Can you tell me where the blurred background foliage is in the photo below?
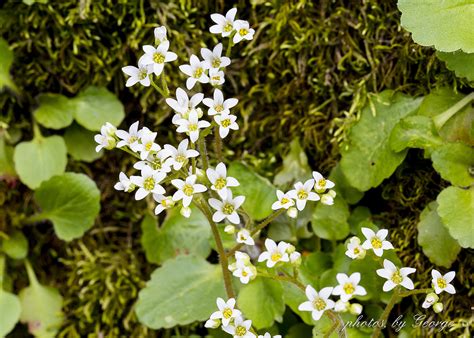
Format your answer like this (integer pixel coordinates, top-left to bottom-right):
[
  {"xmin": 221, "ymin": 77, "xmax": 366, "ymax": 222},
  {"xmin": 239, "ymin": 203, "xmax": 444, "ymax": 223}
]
[{"xmin": 0, "ymin": 0, "xmax": 472, "ymax": 336}]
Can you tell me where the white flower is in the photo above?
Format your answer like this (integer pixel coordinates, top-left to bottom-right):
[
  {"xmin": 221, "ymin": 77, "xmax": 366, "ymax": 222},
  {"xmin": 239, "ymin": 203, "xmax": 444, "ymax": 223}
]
[
  {"xmin": 204, "ymin": 318, "xmax": 220, "ymax": 329},
  {"xmin": 136, "ymin": 128, "xmax": 161, "ymax": 160},
  {"xmin": 345, "ymin": 237, "xmax": 366, "ymax": 259},
  {"xmin": 166, "ymin": 88, "xmax": 204, "ymax": 124},
  {"xmin": 298, "ymin": 285, "xmax": 335, "ymax": 321},
  {"xmin": 139, "ymin": 41, "xmax": 177, "ymax": 76},
  {"xmin": 130, "ymin": 166, "xmax": 166, "ymax": 200},
  {"xmin": 229, "ymin": 251, "xmax": 251, "ymax": 271},
  {"xmin": 287, "ymin": 207, "xmax": 298, "ymax": 219},
  {"xmin": 154, "ymin": 26, "xmax": 167, "ymax": 45},
  {"xmin": 334, "ymin": 299, "xmax": 349, "ymax": 313},
  {"xmin": 233, "ymin": 20, "xmax": 255, "ymax": 44},
  {"xmin": 290, "ymin": 251, "xmax": 302, "ymax": 265},
  {"xmin": 116, "ymin": 121, "xmax": 142, "ymax": 152},
  {"xmin": 179, "ymin": 55, "xmax": 209, "ymax": 89},
  {"xmin": 206, "ymin": 162, "xmax": 239, "ymax": 198},
  {"xmin": 164, "ymin": 139, "xmax": 200, "ymax": 170},
  {"xmin": 209, "ymin": 297, "xmax": 241, "ymax": 327},
  {"xmin": 232, "ymin": 260, "xmax": 256, "ymax": 284},
  {"xmin": 287, "ymin": 179, "xmax": 319, "ymax": 211},
  {"xmin": 209, "ymin": 190, "xmax": 245, "ymax": 224},
  {"xmin": 153, "ymin": 194, "xmax": 174, "ymax": 215},
  {"xmin": 180, "ymin": 206, "xmax": 192, "ymax": 218},
  {"xmin": 422, "ymin": 293, "xmax": 439, "ymax": 309},
  {"xmin": 114, "ymin": 172, "xmax": 134, "ymax": 192},
  {"xmin": 361, "ymin": 227, "xmax": 394, "ymax": 257},
  {"xmin": 171, "ymin": 174, "xmax": 207, "ymax": 207},
  {"xmin": 210, "ymin": 8, "xmax": 237, "ymax": 37},
  {"xmin": 332, "ymin": 272, "xmax": 367, "ymax": 302},
  {"xmin": 201, "ymin": 43, "xmax": 231, "ymax": 70},
  {"xmin": 258, "ymin": 334, "xmax": 281, "ymax": 338},
  {"xmin": 271, "ymin": 190, "xmax": 295, "ymax": 210},
  {"xmin": 94, "ymin": 122, "xmax": 117, "ymax": 152},
  {"xmin": 431, "ymin": 270, "xmax": 456, "ymax": 295},
  {"xmin": 224, "ymin": 225, "xmax": 236, "ymax": 234},
  {"xmin": 209, "ymin": 68, "xmax": 225, "ymax": 86},
  {"xmin": 175, "ymin": 109, "xmax": 211, "ymax": 143},
  {"xmin": 376, "ymin": 259, "xmax": 416, "ymax": 292},
  {"xmin": 349, "ymin": 303, "xmax": 363, "ymax": 315},
  {"xmin": 214, "ymin": 113, "xmax": 239, "ymax": 138},
  {"xmin": 202, "ymin": 89, "xmax": 238, "ymax": 116},
  {"xmin": 433, "ymin": 302, "xmax": 444, "ymax": 313},
  {"xmin": 133, "ymin": 148, "xmax": 172, "ymax": 173},
  {"xmin": 236, "ymin": 229, "xmax": 254, "ymax": 246},
  {"xmin": 258, "ymin": 239, "xmax": 290, "ymax": 268},
  {"xmin": 320, "ymin": 190, "xmax": 336, "ymax": 206},
  {"xmin": 222, "ymin": 316, "xmax": 255, "ymax": 338},
  {"xmin": 122, "ymin": 63, "xmax": 152, "ymax": 87},
  {"xmin": 312, "ymin": 171, "xmax": 335, "ymax": 193}
]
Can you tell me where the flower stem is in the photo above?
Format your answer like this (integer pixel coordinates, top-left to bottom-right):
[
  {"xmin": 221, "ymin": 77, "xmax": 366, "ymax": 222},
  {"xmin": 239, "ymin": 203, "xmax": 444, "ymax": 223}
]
[
  {"xmin": 150, "ymin": 76, "xmax": 166, "ymax": 97},
  {"xmin": 433, "ymin": 92, "xmax": 474, "ymax": 130},
  {"xmin": 326, "ymin": 310, "xmax": 347, "ymax": 338},
  {"xmin": 226, "ymin": 33, "xmax": 235, "ymax": 57},
  {"xmin": 257, "ymin": 269, "xmax": 305, "ymax": 290},
  {"xmin": 119, "ymin": 146, "xmax": 142, "ymax": 160},
  {"xmin": 214, "ymin": 126, "xmax": 223, "ymax": 162},
  {"xmin": 161, "ymin": 72, "xmax": 170, "ymax": 97},
  {"xmin": 0, "ymin": 254, "xmax": 5, "ymax": 289},
  {"xmin": 371, "ymin": 287, "xmax": 400, "ymax": 338},
  {"xmin": 197, "ymin": 137, "xmax": 210, "ymax": 172}
]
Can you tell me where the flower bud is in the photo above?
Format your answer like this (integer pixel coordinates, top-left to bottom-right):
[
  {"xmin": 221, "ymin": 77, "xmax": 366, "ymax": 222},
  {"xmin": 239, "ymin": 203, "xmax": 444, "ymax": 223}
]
[
  {"xmin": 196, "ymin": 107, "xmax": 204, "ymax": 119},
  {"xmin": 224, "ymin": 225, "xmax": 236, "ymax": 234},
  {"xmin": 334, "ymin": 300, "xmax": 349, "ymax": 313},
  {"xmin": 321, "ymin": 190, "xmax": 336, "ymax": 205},
  {"xmin": 235, "ymin": 251, "xmax": 251, "ymax": 265},
  {"xmin": 103, "ymin": 122, "xmax": 117, "ymax": 136},
  {"xmin": 125, "ymin": 183, "xmax": 136, "ymax": 193},
  {"xmin": 290, "ymin": 252, "xmax": 301, "ymax": 266},
  {"xmin": 105, "ymin": 136, "xmax": 117, "ymax": 150},
  {"xmin": 349, "ymin": 303, "xmax": 363, "ymax": 315},
  {"xmin": 422, "ymin": 293, "xmax": 439, "ymax": 309},
  {"xmin": 287, "ymin": 207, "xmax": 298, "ymax": 219},
  {"xmin": 228, "ymin": 262, "xmax": 237, "ymax": 272},
  {"xmin": 286, "ymin": 244, "xmax": 296, "ymax": 254},
  {"xmin": 180, "ymin": 206, "xmax": 192, "ymax": 218},
  {"xmin": 433, "ymin": 302, "xmax": 443, "ymax": 313},
  {"xmin": 204, "ymin": 318, "xmax": 220, "ymax": 328}
]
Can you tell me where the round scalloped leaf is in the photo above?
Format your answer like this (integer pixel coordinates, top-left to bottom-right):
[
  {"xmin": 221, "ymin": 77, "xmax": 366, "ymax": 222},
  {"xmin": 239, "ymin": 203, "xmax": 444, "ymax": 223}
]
[
  {"xmin": 33, "ymin": 94, "xmax": 75, "ymax": 130},
  {"xmin": 1, "ymin": 230, "xmax": 28, "ymax": 259},
  {"xmin": 389, "ymin": 115, "xmax": 443, "ymax": 152},
  {"xmin": 238, "ymin": 277, "xmax": 285, "ymax": 329},
  {"xmin": 73, "ymin": 86, "xmax": 124, "ymax": 131},
  {"xmin": 135, "ymin": 255, "xmax": 225, "ymax": 329},
  {"xmin": 398, "ymin": 0, "xmax": 474, "ymax": 53},
  {"xmin": 437, "ymin": 186, "xmax": 474, "ymax": 248},
  {"xmin": 274, "ymin": 138, "xmax": 312, "ymax": 185},
  {"xmin": 311, "ymin": 195, "xmax": 350, "ymax": 240},
  {"xmin": 417, "ymin": 202, "xmax": 461, "ymax": 268},
  {"xmin": 63, "ymin": 123, "xmax": 102, "ymax": 162},
  {"xmin": 431, "ymin": 142, "xmax": 474, "ymax": 187},
  {"xmin": 34, "ymin": 173, "xmax": 100, "ymax": 241},
  {"xmin": 13, "ymin": 135, "xmax": 67, "ymax": 190},
  {"xmin": 437, "ymin": 51, "xmax": 474, "ymax": 81},
  {"xmin": 0, "ymin": 38, "xmax": 16, "ymax": 91},
  {"xmin": 0, "ymin": 290, "xmax": 21, "ymax": 337}
]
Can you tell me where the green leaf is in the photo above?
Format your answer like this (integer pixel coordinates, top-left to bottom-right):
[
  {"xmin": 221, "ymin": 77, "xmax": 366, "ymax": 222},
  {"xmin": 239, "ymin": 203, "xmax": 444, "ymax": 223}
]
[
  {"xmin": 299, "ymin": 252, "xmax": 333, "ymax": 289},
  {"xmin": 398, "ymin": 0, "xmax": 474, "ymax": 53},
  {"xmin": 437, "ymin": 51, "xmax": 474, "ymax": 81},
  {"xmin": 417, "ymin": 202, "xmax": 461, "ymax": 268},
  {"xmin": 228, "ymin": 162, "xmax": 277, "ymax": 220},
  {"xmin": 19, "ymin": 262, "xmax": 63, "ymax": 338},
  {"xmin": 274, "ymin": 138, "xmax": 312, "ymax": 185},
  {"xmin": 63, "ymin": 123, "xmax": 102, "ymax": 162},
  {"xmin": 311, "ymin": 195, "xmax": 350, "ymax": 240},
  {"xmin": 73, "ymin": 86, "xmax": 124, "ymax": 131},
  {"xmin": 13, "ymin": 135, "xmax": 67, "ymax": 189},
  {"xmin": 348, "ymin": 206, "xmax": 371, "ymax": 235},
  {"xmin": 437, "ymin": 186, "xmax": 474, "ymax": 248},
  {"xmin": 328, "ymin": 164, "xmax": 364, "ymax": 205},
  {"xmin": 431, "ymin": 142, "xmax": 474, "ymax": 187},
  {"xmin": 33, "ymin": 94, "xmax": 75, "ymax": 130},
  {"xmin": 135, "ymin": 255, "xmax": 226, "ymax": 329},
  {"xmin": 0, "ymin": 137, "xmax": 15, "ymax": 176},
  {"xmin": 0, "ymin": 38, "xmax": 16, "ymax": 91},
  {"xmin": 340, "ymin": 91, "xmax": 423, "ymax": 191},
  {"xmin": 0, "ymin": 290, "xmax": 21, "ymax": 337},
  {"xmin": 281, "ymin": 281, "xmax": 313, "ymax": 325},
  {"xmin": 389, "ymin": 115, "xmax": 443, "ymax": 152},
  {"xmin": 1, "ymin": 231, "xmax": 28, "ymax": 259},
  {"xmin": 140, "ymin": 206, "xmax": 211, "ymax": 265},
  {"xmin": 238, "ymin": 277, "xmax": 285, "ymax": 329},
  {"xmin": 34, "ymin": 173, "xmax": 100, "ymax": 241}
]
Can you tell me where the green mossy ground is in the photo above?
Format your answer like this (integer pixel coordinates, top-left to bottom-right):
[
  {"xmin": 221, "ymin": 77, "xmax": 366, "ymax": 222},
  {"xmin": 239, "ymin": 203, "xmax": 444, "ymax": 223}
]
[{"xmin": 0, "ymin": 0, "xmax": 472, "ymax": 336}]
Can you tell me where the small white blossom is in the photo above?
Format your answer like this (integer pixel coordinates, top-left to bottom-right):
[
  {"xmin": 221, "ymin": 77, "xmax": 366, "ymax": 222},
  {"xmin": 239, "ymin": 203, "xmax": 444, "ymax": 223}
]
[
  {"xmin": 271, "ymin": 190, "xmax": 295, "ymax": 210},
  {"xmin": 206, "ymin": 162, "xmax": 239, "ymax": 198},
  {"xmin": 236, "ymin": 229, "xmax": 254, "ymax": 246},
  {"xmin": 180, "ymin": 206, "xmax": 192, "ymax": 218},
  {"xmin": 154, "ymin": 26, "xmax": 167, "ymax": 45},
  {"xmin": 209, "ymin": 68, "xmax": 225, "ymax": 86},
  {"xmin": 376, "ymin": 259, "xmax": 416, "ymax": 292},
  {"xmin": 258, "ymin": 239, "xmax": 290, "ymax": 268},
  {"xmin": 224, "ymin": 225, "xmax": 236, "ymax": 234},
  {"xmin": 114, "ymin": 172, "xmax": 135, "ymax": 192},
  {"xmin": 433, "ymin": 302, "xmax": 444, "ymax": 313},
  {"xmin": 312, "ymin": 171, "xmax": 335, "ymax": 193},
  {"xmin": 298, "ymin": 285, "xmax": 335, "ymax": 321},
  {"xmin": 175, "ymin": 109, "xmax": 211, "ymax": 143},
  {"xmin": 230, "ymin": 251, "xmax": 251, "ymax": 269},
  {"xmin": 204, "ymin": 318, "xmax": 220, "ymax": 329},
  {"xmin": 214, "ymin": 113, "xmax": 239, "ymax": 138},
  {"xmin": 171, "ymin": 174, "xmax": 207, "ymax": 207},
  {"xmin": 140, "ymin": 41, "xmax": 177, "ymax": 76},
  {"xmin": 287, "ymin": 179, "xmax": 319, "ymax": 211},
  {"xmin": 166, "ymin": 88, "xmax": 204, "ymax": 124},
  {"xmin": 122, "ymin": 63, "xmax": 152, "ymax": 87},
  {"xmin": 202, "ymin": 88, "xmax": 238, "ymax": 116},
  {"xmin": 361, "ymin": 227, "xmax": 394, "ymax": 257},
  {"xmin": 179, "ymin": 54, "xmax": 209, "ymax": 89},
  {"xmin": 349, "ymin": 303, "xmax": 363, "ymax": 315},
  {"xmin": 116, "ymin": 121, "xmax": 142, "ymax": 152},
  {"xmin": 222, "ymin": 316, "xmax": 255, "ymax": 338},
  {"xmin": 345, "ymin": 237, "xmax": 366, "ymax": 259},
  {"xmin": 209, "ymin": 297, "xmax": 241, "ymax": 327},
  {"xmin": 422, "ymin": 292, "xmax": 439, "ymax": 309},
  {"xmin": 332, "ymin": 272, "xmax": 367, "ymax": 302},
  {"xmin": 130, "ymin": 166, "xmax": 166, "ymax": 200},
  {"xmin": 287, "ymin": 207, "xmax": 298, "ymax": 219},
  {"xmin": 233, "ymin": 20, "xmax": 255, "ymax": 44},
  {"xmin": 431, "ymin": 270, "xmax": 456, "ymax": 295},
  {"xmin": 232, "ymin": 260, "xmax": 256, "ymax": 284},
  {"xmin": 209, "ymin": 190, "xmax": 245, "ymax": 224},
  {"xmin": 133, "ymin": 148, "xmax": 173, "ymax": 173},
  {"xmin": 210, "ymin": 8, "xmax": 237, "ymax": 37},
  {"xmin": 320, "ymin": 190, "xmax": 336, "ymax": 205},
  {"xmin": 290, "ymin": 251, "xmax": 302, "ymax": 266},
  {"xmin": 201, "ymin": 43, "xmax": 231, "ymax": 70},
  {"xmin": 334, "ymin": 299, "xmax": 350, "ymax": 313},
  {"xmin": 94, "ymin": 122, "xmax": 116, "ymax": 152},
  {"xmin": 258, "ymin": 334, "xmax": 281, "ymax": 338},
  {"xmin": 164, "ymin": 139, "xmax": 199, "ymax": 170},
  {"xmin": 135, "ymin": 128, "xmax": 161, "ymax": 160},
  {"xmin": 153, "ymin": 194, "xmax": 174, "ymax": 215}
]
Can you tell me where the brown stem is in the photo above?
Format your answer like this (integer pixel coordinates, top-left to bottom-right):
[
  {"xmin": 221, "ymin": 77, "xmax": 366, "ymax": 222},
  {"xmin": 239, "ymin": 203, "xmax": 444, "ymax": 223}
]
[
  {"xmin": 371, "ymin": 287, "xmax": 400, "ymax": 338},
  {"xmin": 214, "ymin": 126, "xmax": 223, "ymax": 162},
  {"xmin": 197, "ymin": 137, "xmax": 210, "ymax": 172}
]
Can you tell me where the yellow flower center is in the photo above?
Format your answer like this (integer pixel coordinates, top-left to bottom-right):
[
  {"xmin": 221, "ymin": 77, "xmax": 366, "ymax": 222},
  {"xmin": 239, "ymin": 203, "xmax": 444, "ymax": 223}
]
[
  {"xmin": 161, "ymin": 199, "xmax": 169, "ymax": 207},
  {"xmin": 281, "ymin": 197, "xmax": 289, "ymax": 204},
  {"xmin": 188, "ymin": 123, "xmax": 198, "ymax": 131},
  {"xmin": 353, "ymin": 247, "xmax": 360, "ymax": 255},
  {"xmin": 215, "ymin": 177, "xmax": 227, "ymax": 190},
  {"xmin": 145, "ymin": 142, "xmax": 153, "ymax": 151},
  {"xmin": 391, "ymin": 270, "xmax": 403, "ymax": 284},
  {"xmin": 153, "ymin": 52, "xmax": 165, "ymax": 64},
  {"xmin": 193, "ymin": 67, "xmax": 203, "ymax": 78},
  {"xmin": 236, "ymin": 326, "xmax": 247, "ymax": 336},
  {"xmin": 224, "ymin": 22, "xmax": 233, "ymax": 32},
  {"xmin": 151, "ymin": 160, "xmax": 162, "ymax": 170},
  {"xmin": 318, "ymin": 179, "xmax": 326, "ymax": 188},
  {"xmin": 215, "ymin": 104, "xmax": 224, "ymax": 112},
  {"xmin": 143, "ymin": 177, "xmax": 155, "ymax": 191},
  {"xmin": 343, "ymin": 283, "xmax": 355, "ymax": 295},
  {"xmin": 176, "ymin": 154, "xmax": 186, "ymax": 163},
  {"xmin": 223, "ymin": 308, "xmax": 233, "ymax": 319},
  {"xmin": 239, "ymin": 28, "xmax": 248, "ymax": 36},
  {"xmin": 223, "ymin": 203, "xmax": 234, "ymax": 215},
  {"xmin": 313, "ymin": 298, "xmax": 326, "ymax": 311},
  {"xmin": 212, "ymin": 58, "xmax": 221, "ymax": 68},
  {"xmin": 271, "ymin": 253, "xmax": 282, "ymax": 262},
  {"xmin": 129, "ymin": 136, "xmax": 138, "ymax": 143},
  {"xmin": 138, "ymin": 69, "xmax": 148, "ymax": 80},
  {"xmin": 297, "ymin": 189, "xmax": 308, "ymax": 199},
  {"xmin": 183, "ymin": 184, "xmax": 194, "ymax": 196},
  {"xmin": 371, "ymin": 237, "xmax": 382, "ymax": 249},
  {"xmin": 212, "ymin": 75, "xmax": 221, "ymax": 81},
  {"xmin": 221, "ymin": 118, "xmax": 231, "ymax": 128},
  {"xmin": 437, "ymin": 278, "xmax": 447, "ymax": 289},
  {"xmin": 242, "ymin": 270, "xmax": 248, "ymax": 277}
]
